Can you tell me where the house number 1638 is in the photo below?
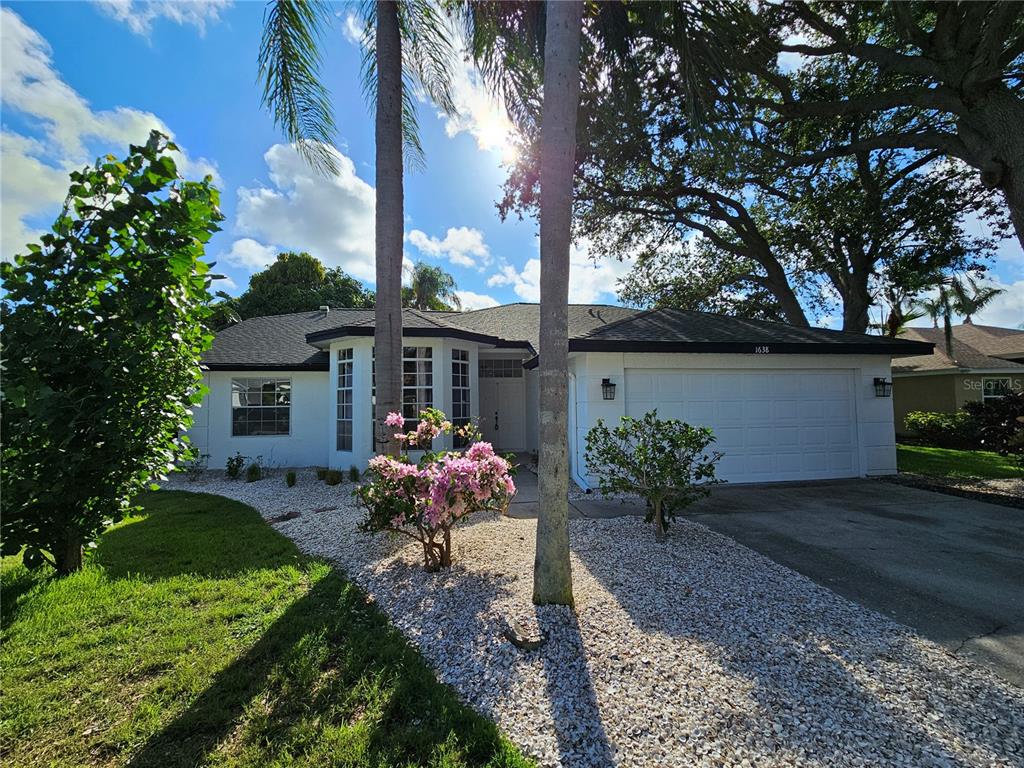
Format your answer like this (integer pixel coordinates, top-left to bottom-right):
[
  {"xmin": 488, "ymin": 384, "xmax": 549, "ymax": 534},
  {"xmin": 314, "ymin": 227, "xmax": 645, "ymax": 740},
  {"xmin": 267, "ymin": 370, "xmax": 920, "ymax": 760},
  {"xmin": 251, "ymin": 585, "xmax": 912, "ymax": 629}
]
[{"xmin": 754, "ymin": 345, "xmax": 770, "ymax": 354}]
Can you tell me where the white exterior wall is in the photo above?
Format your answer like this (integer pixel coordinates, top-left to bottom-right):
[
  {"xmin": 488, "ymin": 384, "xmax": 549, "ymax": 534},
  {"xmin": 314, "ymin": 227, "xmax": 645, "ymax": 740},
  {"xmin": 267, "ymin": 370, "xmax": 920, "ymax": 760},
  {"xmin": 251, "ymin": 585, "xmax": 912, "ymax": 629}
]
[
  {"xmin": 570, "ymin": 351, "xmax": 896, "ymax": 488},
  {"xmin": 187, "ymin": 369, "xmax": 330, "ymax": 469}
]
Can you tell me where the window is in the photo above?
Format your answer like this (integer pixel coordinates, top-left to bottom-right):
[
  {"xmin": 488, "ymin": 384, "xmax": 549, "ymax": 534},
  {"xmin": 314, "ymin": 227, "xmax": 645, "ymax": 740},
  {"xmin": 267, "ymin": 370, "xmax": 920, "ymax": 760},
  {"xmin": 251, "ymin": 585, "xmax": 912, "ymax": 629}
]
[
  {"xmin": 337, "ymin": 349, "xmax": 354, "ymax": 451},
  {"xmin": 479, "ymin": 358, "xmax": 522, "ymax": 378},
  {"xmin": 983, "ymin": 377, "xmax": 1011, "ymax": 402},
  {"xmin": 452, "ymin": 349, "xmax": 470, "ymax": 447},
  {"xmin": 371, "ymin": 346, "xmax": 434, "ymax": 449},
  {"xmin": 402, "ymin": 346, "xmax": 433, "ymax": 432},
  {"xmin": 231, "ymin": 378, "xmax": 290, "ymax": 436}
]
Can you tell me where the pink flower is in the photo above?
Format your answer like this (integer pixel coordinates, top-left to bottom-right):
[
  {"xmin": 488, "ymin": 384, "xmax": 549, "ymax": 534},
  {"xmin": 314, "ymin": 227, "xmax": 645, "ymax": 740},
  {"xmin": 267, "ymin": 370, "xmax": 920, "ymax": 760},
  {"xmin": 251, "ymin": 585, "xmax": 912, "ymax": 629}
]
[{"xmin": 385, "ymin": 412, "xmax": 405, "ymax": 428}]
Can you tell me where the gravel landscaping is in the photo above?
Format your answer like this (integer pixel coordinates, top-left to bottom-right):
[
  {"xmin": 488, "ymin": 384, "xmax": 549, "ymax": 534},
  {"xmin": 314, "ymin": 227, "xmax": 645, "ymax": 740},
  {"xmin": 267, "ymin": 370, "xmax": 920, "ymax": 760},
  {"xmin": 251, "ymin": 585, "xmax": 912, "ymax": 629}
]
[{"xmin": 165, "ymin": 469, "xmax": 1024, "ymax": 767}]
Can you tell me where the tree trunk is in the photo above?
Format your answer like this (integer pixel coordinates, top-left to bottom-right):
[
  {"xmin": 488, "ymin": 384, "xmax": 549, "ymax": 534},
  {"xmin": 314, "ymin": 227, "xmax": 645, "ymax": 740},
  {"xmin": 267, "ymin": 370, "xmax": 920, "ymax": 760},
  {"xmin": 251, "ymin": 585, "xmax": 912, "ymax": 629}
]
[
  {"xmin": 532, "ymin": 0, "xmax": 582, "ymax": 607},
  {"xmin": 653, "ymin": 499, "xmax": 666, "ymax": 542},
  {"xmin": 841, "ymin": 278, "xmax": 872, "ymax": 334},
  {"xmin": 374, "ymin": 0, "xmax": 404, "ymax": 457},
  {"xmin": 55, "ymin": 532, "xmax": 83, "ymax": 575},
  {"xmin": 958, "ymin": 85, "xmax": 1024, "ymax": 252}
]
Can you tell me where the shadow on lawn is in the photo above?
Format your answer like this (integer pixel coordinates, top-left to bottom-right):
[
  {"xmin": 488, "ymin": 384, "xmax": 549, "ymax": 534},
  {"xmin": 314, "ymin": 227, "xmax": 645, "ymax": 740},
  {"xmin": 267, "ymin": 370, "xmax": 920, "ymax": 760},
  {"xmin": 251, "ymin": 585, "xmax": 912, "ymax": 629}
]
[
  {"xmin": 127, "ymin": 568, "xmax": 520, "ymax": 768},
  {"xmin": 96, "ymin": 491, "xmax": 305, "ymax": 580}
]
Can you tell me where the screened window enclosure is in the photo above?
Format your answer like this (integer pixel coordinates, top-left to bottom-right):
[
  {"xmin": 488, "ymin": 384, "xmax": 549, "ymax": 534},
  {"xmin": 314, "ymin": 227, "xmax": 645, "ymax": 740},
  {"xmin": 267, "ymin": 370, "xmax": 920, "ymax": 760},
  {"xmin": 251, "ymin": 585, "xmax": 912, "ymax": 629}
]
[
  {"xmin": 231, "ymin": 378, "xmax": 291, "ymax": 436},
  {"xmin": 983, "ymin": 377, "xmax": 1012, "ymax": 402},
  {"xmin": 337, "ymin": 348, "xmax": 354, "ymax": 451},
  {"xmin": 452, "ymin": 348, "xmax": 470, "ymax": 447}
]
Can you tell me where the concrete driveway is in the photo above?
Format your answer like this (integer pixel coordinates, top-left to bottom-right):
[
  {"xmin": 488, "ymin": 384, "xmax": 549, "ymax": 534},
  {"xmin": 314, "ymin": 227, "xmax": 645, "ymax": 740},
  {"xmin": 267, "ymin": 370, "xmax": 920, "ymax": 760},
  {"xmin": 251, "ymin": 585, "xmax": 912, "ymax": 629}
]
[{"xmin": 683, "ymin": 479, "xmax": 1024, "ymax": 687}]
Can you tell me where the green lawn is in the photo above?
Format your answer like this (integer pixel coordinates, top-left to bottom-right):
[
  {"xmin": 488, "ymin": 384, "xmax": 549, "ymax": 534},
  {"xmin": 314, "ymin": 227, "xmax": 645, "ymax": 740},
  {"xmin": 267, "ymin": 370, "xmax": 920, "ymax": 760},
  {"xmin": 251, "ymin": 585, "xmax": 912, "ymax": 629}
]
[
  {"xmin": 0, "ymin": 491, "xmax": 531, "ymax": 768},
  {"xmin": 897, "ymin": 444, "xmax": 1023, "ymax": 480}
]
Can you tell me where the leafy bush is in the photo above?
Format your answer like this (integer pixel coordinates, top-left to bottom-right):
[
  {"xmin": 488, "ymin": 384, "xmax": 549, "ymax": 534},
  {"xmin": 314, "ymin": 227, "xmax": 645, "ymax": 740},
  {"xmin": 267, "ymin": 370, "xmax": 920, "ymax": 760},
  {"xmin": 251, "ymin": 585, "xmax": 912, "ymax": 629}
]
[
  {"xmin": 584, "ymin": 411, "xmax": 723, "ymax": 541},
  {"xmin": 356, "ymin": 409, "xmax": 515, "ymax": 571},
  {"xmin": 324, "ymin": 470, "xmax": 343, "ymax": 486},
  {"xmin": 244, "ymin": 459, "xmax": 263, "ymax": 483},
  {"xmin": 226, "ymin": 452, "xmax": 246, "ymax": 480},
  {"xmin": 181, "ymin": 452, "xmax": 210, "ymax": 482},
  {"xmin": 903, "ymin": 410, "xmax": 978, "ymax": 448},
  {"xmin": 0, "ymin": 131, "xmax": 222, "ymax": 574},
  {"xmin": 315, "ymin": 467, "xmax": 328, "ymax": 480},
  {"xmin": 349, "ymin": 466, "xmax": 361, "ymax": 483},
  {"xmin": 963, "ymin": 390, "xmax": 1024, "ymax": 454},
  {"xmin": 286, "ymin": 470, "xmax": 297, "ymax": 487}
]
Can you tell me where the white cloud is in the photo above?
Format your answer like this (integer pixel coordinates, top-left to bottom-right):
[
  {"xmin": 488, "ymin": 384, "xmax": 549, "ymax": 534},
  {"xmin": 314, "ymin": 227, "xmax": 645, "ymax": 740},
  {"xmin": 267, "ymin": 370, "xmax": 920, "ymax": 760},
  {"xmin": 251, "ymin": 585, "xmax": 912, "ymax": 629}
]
[
  {"xmin": 441, "ymin": 59, "xmax": 517, "ymax": 161},
  {"xmin": 407, "ymin": 226, "xmax": 490, "ymax": 269},
  {"xmin": 0, "ymin": 8, "xmax": 219, "ymax": 258},
  {"xmin": 487, "ymin": 239, "xmax": 635, "ymax": 304},
  {"xmin": 234, "ymin": 143, "xmax": 377, "ymax": 281},
  {"xmin": 211, "ymin": 273, "xmax": 237, "ymax": 290},
  {"xmin": 341, "ymin": 11, "xmax": 368, "ymax": 47},
  {"xmin": 971, "ymin": 278, "xmax": 1024, "ymax": 328},
  {"xmin": 455, "ymin": 290, "xmax": 499, "ymax": 311},
  {"xmin": 93, "ymin": 0, "xmax": 231, "ymax": 36},
  {"xmin": 216, "ymin": 238, "xmax": 278, "ymax": 271}
]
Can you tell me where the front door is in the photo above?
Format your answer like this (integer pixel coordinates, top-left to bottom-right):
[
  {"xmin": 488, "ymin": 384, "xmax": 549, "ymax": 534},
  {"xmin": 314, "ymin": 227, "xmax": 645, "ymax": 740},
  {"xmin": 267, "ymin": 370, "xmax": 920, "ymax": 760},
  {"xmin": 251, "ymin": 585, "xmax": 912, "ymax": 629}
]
[{"xmin": 478, "ymin": 375, "xmax": 526, "ymax": 451}]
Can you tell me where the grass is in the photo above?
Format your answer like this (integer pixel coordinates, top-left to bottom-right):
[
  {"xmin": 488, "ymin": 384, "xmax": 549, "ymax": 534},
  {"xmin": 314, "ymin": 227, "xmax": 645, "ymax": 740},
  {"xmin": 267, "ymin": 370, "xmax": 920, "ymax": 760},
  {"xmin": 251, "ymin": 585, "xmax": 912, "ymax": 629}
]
[
  {"xmin": 0, "ymin": 491, "xmax": 531, "ymax": 768},
  {"xmin": 897, "ymin": 444, "xmax": 1023, "ymax": 480}
]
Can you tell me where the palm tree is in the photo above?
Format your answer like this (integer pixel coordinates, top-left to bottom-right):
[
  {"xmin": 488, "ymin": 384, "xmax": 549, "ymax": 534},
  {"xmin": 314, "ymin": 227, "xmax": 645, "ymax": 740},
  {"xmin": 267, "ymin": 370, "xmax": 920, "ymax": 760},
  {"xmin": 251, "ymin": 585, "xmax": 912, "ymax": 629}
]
[
  {"xmin": 259, "ymin": 0, "xmax": 457, "ymax": 456},
  {"xmin": 915, "ymin": 294, "xmax": 945, "ymax": 328},
  {"xmin": 950, "ymin": 274, "xmax": 1004, "ymax": 324},
  {"xmin": 403, "ymin": 262, "xmax": 462, "ymax": 310},
  {"xmin": 531, "ymin": 0, "xmax": 583, "ymax": 607}
]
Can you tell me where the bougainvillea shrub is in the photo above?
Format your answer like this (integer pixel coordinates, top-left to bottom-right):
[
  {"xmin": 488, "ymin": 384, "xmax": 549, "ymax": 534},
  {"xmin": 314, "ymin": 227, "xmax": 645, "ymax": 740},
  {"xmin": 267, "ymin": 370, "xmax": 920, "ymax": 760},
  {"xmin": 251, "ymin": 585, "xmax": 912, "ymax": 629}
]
[{"xmin": 356, "ymin": 409, "xmax": 516, "ymax": 570}]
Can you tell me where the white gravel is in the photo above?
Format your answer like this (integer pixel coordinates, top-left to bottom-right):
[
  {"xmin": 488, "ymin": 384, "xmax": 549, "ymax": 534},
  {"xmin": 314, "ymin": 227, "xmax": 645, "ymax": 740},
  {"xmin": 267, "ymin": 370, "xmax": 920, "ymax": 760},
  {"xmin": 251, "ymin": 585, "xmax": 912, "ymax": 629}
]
[{"xmin": 165, "ymin": 469, "xmax": 1024, "ymax": 767}]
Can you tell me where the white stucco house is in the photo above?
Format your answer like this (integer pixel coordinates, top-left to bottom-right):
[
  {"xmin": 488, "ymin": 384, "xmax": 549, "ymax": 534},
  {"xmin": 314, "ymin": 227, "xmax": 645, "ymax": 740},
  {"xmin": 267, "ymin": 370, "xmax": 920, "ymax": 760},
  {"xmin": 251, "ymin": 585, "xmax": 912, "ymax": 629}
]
[{"xmin": 186, "ymin": 303, "xmax": 932, "ymax": 488}]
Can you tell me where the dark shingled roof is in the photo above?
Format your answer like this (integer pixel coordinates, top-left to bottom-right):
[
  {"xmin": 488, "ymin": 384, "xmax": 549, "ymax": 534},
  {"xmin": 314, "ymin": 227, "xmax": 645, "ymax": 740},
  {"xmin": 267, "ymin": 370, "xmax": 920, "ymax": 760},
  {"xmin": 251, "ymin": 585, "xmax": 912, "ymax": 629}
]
[
  {"xmin": 894, "ymin": 325, "xmax": 1024, "ymax": 374},
  {"xmin": 202, "ymin": 303, "xmax": 931, "ymax": 370}
]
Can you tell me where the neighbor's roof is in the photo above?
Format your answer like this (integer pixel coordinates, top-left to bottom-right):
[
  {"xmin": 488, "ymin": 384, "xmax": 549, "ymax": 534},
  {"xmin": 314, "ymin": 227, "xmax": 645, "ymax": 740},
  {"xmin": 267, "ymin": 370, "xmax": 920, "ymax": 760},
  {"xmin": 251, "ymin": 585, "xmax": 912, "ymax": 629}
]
[
  {"xmin": 894, "ymin": 324, "xmax": 1024, "ymax": 374},
  {"xmin": 201, "ymin": 303, "xmax": 931, "ymax": 371}
]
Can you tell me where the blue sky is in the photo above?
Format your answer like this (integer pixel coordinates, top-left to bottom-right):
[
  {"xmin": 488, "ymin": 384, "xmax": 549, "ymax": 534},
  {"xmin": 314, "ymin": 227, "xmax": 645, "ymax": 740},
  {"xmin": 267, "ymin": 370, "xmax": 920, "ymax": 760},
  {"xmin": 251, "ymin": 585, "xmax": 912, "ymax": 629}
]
[{"xmin": 1, "ymin": 1, "xmax": 1021, "ymax": 324}]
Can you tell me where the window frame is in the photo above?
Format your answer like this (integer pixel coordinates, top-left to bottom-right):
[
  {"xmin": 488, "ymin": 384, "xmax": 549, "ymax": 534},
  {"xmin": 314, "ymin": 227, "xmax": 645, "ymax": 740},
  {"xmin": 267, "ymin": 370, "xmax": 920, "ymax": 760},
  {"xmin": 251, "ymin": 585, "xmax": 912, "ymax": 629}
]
[
  {"xmin": 336, "ymin": 348, "xmax": 354, "ymax": 451},
  {"xmin": 479, "ymin": 357, "xmax": 523, "ymax": 378},
  {"xmin": 982, "ymin": 377, "xmax": 1012, "ymax": 402},
  {"xmin": 230, "ymin": 377, "xmax": 292, "ymax": 437},
  {"xmin": 451, "ymin": 348, "xmax": 471, "ymax": 448}
]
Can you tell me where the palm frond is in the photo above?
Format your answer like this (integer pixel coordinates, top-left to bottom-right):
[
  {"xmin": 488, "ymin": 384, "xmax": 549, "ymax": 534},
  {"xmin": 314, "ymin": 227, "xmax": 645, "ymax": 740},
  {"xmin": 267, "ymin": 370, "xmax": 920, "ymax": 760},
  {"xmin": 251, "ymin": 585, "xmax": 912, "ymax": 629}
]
[{"xmin": 259, "ymin": 0, "xmax": 339, "ymax": 175}]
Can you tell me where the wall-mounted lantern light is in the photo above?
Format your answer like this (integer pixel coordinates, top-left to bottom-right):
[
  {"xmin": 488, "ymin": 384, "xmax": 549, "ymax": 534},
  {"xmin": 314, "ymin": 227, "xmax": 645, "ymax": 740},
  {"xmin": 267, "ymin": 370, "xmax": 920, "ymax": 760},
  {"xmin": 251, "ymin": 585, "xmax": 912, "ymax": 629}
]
[
  {"xmin": 601, "ymin": 378, "xmax": 617, "ymax": 400},
  {"xmin": 873, "ymin": 377, "xmax": 893, "ymax": 397}
]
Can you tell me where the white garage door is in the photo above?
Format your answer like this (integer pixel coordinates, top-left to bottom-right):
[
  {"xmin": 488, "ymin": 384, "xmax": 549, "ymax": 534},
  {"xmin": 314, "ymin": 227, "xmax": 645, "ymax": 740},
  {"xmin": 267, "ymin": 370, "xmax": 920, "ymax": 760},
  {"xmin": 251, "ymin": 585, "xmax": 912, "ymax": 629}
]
[{"xmin": 624, "ymin": 369, "xmax": 859, "ymax": 483}]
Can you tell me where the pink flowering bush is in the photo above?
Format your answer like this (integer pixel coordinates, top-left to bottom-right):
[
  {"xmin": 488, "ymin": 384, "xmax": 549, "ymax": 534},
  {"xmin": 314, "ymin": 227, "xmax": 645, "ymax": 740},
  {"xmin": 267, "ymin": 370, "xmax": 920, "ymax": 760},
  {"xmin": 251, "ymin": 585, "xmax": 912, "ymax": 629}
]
[{"xmin": 357, "ymin": 408, "xmax": 516, "ymax": 571}]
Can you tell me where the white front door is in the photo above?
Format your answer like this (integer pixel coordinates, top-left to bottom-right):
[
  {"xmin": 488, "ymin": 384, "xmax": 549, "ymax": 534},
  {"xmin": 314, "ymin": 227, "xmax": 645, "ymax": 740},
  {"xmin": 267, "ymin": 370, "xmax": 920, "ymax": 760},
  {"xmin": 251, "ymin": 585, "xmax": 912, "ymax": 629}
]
[
  {"xmin": 478, "ymin": 376, "xmax": 527, "ymax": 451},
  {"xmin": 624, "ymin": 368, "xmax": 859, "ymax": 483}
]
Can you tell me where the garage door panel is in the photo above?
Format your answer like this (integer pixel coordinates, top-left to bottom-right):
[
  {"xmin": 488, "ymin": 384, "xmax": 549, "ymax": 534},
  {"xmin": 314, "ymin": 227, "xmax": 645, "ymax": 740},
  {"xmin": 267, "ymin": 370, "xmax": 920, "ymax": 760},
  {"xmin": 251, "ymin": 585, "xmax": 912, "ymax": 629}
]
[{"xmin": 624, "ymin": 368, "xmax": 859, "ymax": 484}]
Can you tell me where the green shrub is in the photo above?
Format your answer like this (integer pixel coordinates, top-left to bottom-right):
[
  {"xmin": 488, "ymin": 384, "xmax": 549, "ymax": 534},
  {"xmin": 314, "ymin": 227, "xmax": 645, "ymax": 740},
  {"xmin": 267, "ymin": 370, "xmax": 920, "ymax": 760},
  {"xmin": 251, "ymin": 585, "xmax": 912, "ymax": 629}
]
[
  {"xmin": 584, "ymin": 410, "xmax": 722, "ymax": 541},
  {"xmin": 324, "ymin": 470, "xmax": 343, "ymax": 486},
  {"xmin": 315, "ymin": 467, "xmax": 328, "ymax": 480},
  {"xmin": 0, "ymin": 131, "xmax": 223, "ymax": 574},
  {"xmin": 348, "ymin": 466, "xmax": 360, "ymax": 483},
  {"xmin": 244, "ymin": 460, "xmax": 263, "ymax": 483},
  {"xmin": 181, "ymin": 452, "xmax": 209, "ymax": 482},
  {"xmin": 226, "ymin": 452, "xmax": 246, "ymax": 479},
  {"xmin": 904, "ymin": 410, "xmax": 978, "ymax": 448},
  {"xmin": 286, "ymin": 470, "xmax": 297, "ymax": 487},
  {"xmin": 963, "ymin": 390, "xmax": 1024, "ymax": 454}
]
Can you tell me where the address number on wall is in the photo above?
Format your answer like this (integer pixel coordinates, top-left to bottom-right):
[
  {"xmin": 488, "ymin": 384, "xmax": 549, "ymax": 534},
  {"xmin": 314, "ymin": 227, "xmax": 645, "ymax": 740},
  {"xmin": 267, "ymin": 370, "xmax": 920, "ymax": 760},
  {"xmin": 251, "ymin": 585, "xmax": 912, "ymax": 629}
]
[{"xmin": 753, "ymin": 345, "xmax": 771, "ymax": 354}]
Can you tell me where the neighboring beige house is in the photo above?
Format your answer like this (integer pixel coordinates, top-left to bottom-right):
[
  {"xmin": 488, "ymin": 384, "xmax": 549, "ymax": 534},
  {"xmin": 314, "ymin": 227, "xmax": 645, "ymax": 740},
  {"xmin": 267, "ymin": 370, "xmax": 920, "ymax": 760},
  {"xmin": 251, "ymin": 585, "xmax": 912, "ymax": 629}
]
[{"xmin": 893, "ymin": 323, "xmax": 1024, "ymax": 435}]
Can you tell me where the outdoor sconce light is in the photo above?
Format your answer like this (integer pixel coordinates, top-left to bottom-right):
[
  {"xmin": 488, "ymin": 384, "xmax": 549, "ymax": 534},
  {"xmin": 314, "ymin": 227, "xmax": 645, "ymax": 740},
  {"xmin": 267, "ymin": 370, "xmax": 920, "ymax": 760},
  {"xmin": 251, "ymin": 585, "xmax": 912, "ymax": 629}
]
[
  {"xmin": 873, "ymin": 377, "xmax": 893, "ymax": 397},
  {"xmin": 601, "ymin": 378, "xmax": 617, "ymax": 400}
]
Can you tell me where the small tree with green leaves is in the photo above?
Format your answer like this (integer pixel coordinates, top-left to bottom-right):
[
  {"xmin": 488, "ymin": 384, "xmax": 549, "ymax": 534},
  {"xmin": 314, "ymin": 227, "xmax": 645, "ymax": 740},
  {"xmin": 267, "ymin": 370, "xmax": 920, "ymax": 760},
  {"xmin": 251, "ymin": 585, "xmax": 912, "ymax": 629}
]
[
  {"xmin": 0, "ymin": 131, "xmax": 223, "ymax": 574},
  {"xmin": 585, "ymin": 411, "xmax": 723, "ymax": 542}
]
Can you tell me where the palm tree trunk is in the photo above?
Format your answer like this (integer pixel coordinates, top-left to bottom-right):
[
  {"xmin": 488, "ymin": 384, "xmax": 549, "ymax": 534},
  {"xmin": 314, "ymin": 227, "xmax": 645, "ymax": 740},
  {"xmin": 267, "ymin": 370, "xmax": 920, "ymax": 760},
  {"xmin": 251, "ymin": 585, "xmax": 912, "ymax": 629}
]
[
  {"xmin": 375, "ymin": 0, "xmax": 404, "ymax": 457},
  {"xmin": 533, "ymin": 0, "xmax": 582, "ymax": 607}
]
